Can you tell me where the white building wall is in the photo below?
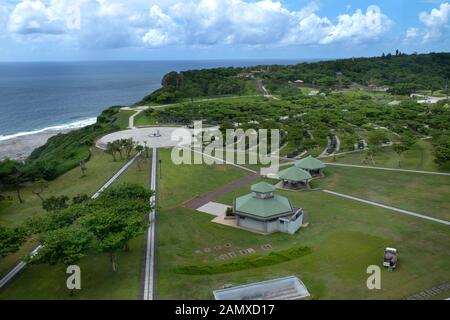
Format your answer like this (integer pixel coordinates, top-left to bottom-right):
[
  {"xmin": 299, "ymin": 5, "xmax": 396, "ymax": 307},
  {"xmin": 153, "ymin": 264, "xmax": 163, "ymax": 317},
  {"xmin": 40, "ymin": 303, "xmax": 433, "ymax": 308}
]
[
  {"xmin": 238, "ymin": 216, "xmax": 267, "ymax": 233},
  {"xmin": 237, "ymin": 210, "xmax": 305, "ymax": 234}
]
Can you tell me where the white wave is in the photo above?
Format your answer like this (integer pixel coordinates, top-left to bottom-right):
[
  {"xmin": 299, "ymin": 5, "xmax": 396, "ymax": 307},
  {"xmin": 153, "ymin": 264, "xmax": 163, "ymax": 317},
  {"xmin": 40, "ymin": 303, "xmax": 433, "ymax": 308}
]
[{"xmin": 0, "ymin": 117, "xmax": 97, "ymax": 142}]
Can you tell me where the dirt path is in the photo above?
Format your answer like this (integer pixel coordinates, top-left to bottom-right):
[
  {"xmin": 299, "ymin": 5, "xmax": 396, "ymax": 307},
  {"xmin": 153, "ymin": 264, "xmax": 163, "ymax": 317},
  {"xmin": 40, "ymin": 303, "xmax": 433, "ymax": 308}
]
[{"xmin": 184, "ymin": 172, "xmax": 260, "ymax": 210}]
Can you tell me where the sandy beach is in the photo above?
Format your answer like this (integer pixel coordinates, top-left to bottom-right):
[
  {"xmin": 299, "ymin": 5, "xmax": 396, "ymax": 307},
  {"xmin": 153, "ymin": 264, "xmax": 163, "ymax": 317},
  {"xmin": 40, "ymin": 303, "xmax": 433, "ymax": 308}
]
[{"xmin": 0, "ymin": 128, "xmax": 75, "ymax": 162}]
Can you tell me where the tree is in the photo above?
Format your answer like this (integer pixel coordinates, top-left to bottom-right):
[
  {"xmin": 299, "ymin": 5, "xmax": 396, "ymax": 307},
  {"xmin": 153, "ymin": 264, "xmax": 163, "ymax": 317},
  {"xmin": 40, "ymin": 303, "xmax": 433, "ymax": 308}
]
[
  {"xmin": 42, "ymin": 195, "xmax": 70, "ymax": 212},
  {"xmin": 367, "ymin": 130, "xmax": 390, "ymax": 163},
  {"xmin": 79, "ymin": 184, "xmax": 152, "ymax": 271},
  {"xmin": 121, "ymin": 138, "xmax": 134, "ymax": 159},
  {"xmin": 0, "ymin": 160, "xmax": 30, "ymax": 203},
  {"xmin": 31, "ymin": 226, "xmax": 92, "ymax": 266},
  {"xmin": 31, "ymin": 179, "xmax": 48, "ymax": 201},
  {"xmin": 106, "ymin": 142, "xmax": 118, "ymax": 161},
  {"xmin": 79, "ymin": 160, "xmax": 87, "ymax": 177},
  {"xmin": 393, "ymin": 143, "xmax": 409, "ymax": 168},
  {"xmin": 72, "ymin": 194, "xmax": 89, "ymax": 205},
  {"xmin": 135, "ymin": 145, "xmax": 144, "ymax": 171},
  {"xmin": 0, "ymin": 226, "xmax": 27, "ymax": 257},
  {"xmin": 434, "ymin": 135, "xmax": 450, "ymax": 168}
]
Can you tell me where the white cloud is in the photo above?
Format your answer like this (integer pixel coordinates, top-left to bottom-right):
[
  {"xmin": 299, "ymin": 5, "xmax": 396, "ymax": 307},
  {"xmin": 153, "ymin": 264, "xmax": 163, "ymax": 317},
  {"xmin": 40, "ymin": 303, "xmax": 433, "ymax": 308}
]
[
  {"xmin": 405, "ymin": 27, "xmax": 419, "ymax": 40},
  {"xmin": 406, "ymin": 2, "xmax": 450, "ymax": 42},
  {"xmin": 420, "ymin": 2, "xmax": 450, "ymax": 41},
  {"xmin": 8, "ymin": 0, "xmax": 68, "ymax": 34},
  {"xmin": 320, "ymin": 5, "xmax": 394, "ymax": 44},
  {"xmin": 142, "ymin": 1, "xmax": 393, "ymax": 47},
  {"xmin": 2, "ymin": 0, "xmax": 394, "ymax": 49}
]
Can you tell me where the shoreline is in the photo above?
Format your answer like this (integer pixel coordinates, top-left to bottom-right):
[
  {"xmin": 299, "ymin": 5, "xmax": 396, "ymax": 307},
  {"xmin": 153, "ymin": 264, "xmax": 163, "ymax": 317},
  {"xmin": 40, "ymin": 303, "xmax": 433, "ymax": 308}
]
[{"xmin": 0, "ymin": 117, "xmax": 97, "ymax": 161}]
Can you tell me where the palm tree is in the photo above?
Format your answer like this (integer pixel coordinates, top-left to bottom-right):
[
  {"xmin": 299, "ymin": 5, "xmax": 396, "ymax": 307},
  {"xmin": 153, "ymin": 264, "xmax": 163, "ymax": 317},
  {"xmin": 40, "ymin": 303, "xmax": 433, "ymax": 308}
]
[
  {"xmin": 135, "ymin": 145, "xmax": 144, "ymax": 171},
  {"xmin": 106, "ymin": 142, "xmax": 117, "ymax": 161}
]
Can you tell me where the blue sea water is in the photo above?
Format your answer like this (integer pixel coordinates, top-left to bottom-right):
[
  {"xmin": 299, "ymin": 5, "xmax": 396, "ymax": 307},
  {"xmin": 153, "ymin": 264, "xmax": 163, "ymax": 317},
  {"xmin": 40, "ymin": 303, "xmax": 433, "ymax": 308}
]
[{"xmin": 0, "ymin": 60, "xmax": 301, "ymax": 140}]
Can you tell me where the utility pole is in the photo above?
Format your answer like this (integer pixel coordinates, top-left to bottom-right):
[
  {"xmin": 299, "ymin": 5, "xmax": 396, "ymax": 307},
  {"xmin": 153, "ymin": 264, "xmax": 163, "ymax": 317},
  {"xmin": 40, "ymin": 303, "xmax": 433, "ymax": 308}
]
[{"xmin": 159, "ymin": 159, "xmax": 162, "ymax": 180}]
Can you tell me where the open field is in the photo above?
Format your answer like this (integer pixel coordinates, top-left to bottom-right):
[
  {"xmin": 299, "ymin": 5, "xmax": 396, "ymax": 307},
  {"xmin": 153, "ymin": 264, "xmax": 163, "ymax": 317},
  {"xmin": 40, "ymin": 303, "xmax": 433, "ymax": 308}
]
[
  {"xmin": 0, "ymin": 148, "xmax": 129, "ymax": 228},
  {"xmin": 325, "ymin": 140, "xmax": 441, "ymax": 172},
  {"xmin": 0, "ymin": 152, "xmax": 151, "ymax": 299},
  {"xmin": 155, "ymin": 154, "xmax": 450, "ymax": 300},
  {"xmin": 157, "ymin": 148, "xmax": 248, "ymax": 209},
  {"xmin": 315, "ymin": 166, "xmax": 450, "ymax": 221}
]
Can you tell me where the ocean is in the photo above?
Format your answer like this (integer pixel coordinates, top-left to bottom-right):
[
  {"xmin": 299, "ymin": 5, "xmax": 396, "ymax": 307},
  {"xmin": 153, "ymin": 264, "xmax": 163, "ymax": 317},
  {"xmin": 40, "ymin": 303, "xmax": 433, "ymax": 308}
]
[{"xmin": 0, "ymin": 60, "xmax": 300, "ymax": 160}]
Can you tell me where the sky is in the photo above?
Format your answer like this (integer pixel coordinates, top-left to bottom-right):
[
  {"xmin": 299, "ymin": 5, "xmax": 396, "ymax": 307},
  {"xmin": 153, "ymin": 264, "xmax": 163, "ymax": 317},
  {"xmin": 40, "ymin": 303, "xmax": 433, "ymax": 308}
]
[{"xmin": 0, "ymin": 0, "xmax": 449, "ymax": 61}]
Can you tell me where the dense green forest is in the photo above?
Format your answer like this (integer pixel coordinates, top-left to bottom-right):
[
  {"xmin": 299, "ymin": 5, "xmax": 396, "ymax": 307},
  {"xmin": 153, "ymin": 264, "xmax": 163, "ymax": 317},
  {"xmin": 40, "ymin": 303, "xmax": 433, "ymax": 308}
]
[
  {"xmin": 139, "ymin": 52, "xmax": 450, "ymax": 105},
  {"xmin": 261, "ymin": 52, "xmax": 450, "ymax": 94},
  {"xmin": 1, "ymin": 52, "xmax": 449, "ymax": 194},
  {"xmin": 138, "ymin": 68, "xmax": 257, "ymax": 104},
  {"xmin": 147, "ymin": 93, "xmax": 448, "ymax": 146}
]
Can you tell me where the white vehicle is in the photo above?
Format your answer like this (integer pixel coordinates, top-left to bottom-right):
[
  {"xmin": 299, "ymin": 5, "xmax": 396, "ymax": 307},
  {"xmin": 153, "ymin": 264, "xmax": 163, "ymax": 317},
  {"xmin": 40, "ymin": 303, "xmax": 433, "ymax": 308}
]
[{"xmin": 383, "ymin": 247, "xmax": 398, "ymax": 269}]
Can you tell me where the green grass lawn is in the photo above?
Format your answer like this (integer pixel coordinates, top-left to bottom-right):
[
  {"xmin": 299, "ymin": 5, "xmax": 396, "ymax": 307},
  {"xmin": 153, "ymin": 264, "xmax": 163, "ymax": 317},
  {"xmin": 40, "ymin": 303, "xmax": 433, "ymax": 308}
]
[
  {"xmin": 155, "ymin": 155, "xmax": 450, "ymax": 300},
  {"xmin": 134, "ymin": 112, "xmax": 159, "ymax": 127},
  {"xmin": 157, "ymin": 148, "xmax": 248, "ymax": 209},
  {"xmin": 0, "ymin": 235, "xmax": 145, "ymax": 300},
  {"xmin": 326, "ymin": 140, "xmax": 441, "ymax": 172},
  {"xmin": 0, "ymin": 148, "xmax": 129, "ymax": 228},
  {"xmin": 0, "ymin": 149, "xmax": 149, "ymax": 300},
  {"xmin": 315, "ymin": 166, "xmax": 450, "ymax": 221}
]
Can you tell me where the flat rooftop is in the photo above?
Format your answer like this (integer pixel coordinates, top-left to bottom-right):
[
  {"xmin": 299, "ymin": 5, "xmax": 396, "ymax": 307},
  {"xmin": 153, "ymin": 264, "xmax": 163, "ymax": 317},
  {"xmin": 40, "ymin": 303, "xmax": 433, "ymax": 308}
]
[{"xmin": 213, "ymin": 276, "xmax": 310, "ymax": 300}]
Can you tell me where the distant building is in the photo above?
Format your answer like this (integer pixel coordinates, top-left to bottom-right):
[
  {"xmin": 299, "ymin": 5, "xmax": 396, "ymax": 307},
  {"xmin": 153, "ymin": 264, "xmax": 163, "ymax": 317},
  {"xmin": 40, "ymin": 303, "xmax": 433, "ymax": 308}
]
[
  {"xmin": 294, "ymin": 80, "xmax": 305, "ymax": 85},
  {"xmin": 388, "ymin": 100, "xmax": 401, "ymax": 106},
  {"xmin": 366, "ymin": 85, "xmax": 389, "ymax": 92},
  {"xmin": 237, "ymin": 72, "xmax": 255, "ymax": 79},
  {"xmin": 233, "ymin": 182, "xmax": 306, "ymax": 234}
]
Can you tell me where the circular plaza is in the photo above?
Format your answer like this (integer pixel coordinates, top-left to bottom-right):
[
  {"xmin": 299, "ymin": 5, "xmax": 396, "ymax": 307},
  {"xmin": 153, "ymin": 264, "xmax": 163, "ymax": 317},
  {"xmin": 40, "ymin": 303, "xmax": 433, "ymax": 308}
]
[{"xmin": 96, "ymin": 127, "xmax": 193, "ymax": 150}]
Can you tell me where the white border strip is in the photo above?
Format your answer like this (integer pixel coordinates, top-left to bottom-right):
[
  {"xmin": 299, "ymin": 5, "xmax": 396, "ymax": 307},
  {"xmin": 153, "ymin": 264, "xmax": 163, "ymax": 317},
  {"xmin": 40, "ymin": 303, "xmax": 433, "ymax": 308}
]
[
  {"xmin": 143, "ymin": 148, "xmax": 157, "ymax": 300},
  {"xmin": 323, "ymin": 189, "xmax": 450, "ymax": 226},
  {"xmin": 326, "ymin": 163, "xmax": 450, "ymax": 176}
]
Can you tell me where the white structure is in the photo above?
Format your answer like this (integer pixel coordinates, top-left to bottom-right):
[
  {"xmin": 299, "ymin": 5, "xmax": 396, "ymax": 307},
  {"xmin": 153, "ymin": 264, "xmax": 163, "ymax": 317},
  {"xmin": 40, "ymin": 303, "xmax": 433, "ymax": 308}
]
[
  {"xmin": 213, "ymin": 276, "xmax": 310, "ymax": 300},
  {"xmin": 233, "ymin": 182, "xmax": 306, "ymax": 234}
]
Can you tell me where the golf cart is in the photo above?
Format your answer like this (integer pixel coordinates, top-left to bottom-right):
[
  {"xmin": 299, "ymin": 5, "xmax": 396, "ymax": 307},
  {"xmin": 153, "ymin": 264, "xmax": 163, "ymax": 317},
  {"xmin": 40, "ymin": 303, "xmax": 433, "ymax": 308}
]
[{"xmin": 383, "ymin": 247, "xmax": 398, "ymax": 270}]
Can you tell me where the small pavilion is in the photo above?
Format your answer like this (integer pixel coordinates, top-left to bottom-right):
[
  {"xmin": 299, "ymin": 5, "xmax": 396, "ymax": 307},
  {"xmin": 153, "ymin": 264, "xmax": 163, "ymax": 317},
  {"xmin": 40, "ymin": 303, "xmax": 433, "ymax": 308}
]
[
  {"xmin": 295, "ymin": 155, "xmax": 326, "ymax": 177},
  {"xmin": 277, "ymin": 166, "xmax": 312, "ymax": 190},
  {"xmin": 233, "ymin": 182, "xmax": 305, "ymax": 234}
]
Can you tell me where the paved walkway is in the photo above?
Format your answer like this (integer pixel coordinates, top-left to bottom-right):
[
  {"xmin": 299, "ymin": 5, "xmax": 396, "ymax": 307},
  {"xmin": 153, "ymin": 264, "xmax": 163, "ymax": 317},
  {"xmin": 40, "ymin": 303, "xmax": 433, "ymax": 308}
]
[
  {"xmin": 128, "ymin": 107, "xmax": 148, "ymax": 128},
  {"xmin": 322, "ymin": 190, "xmax": 450, "ymax": 226},
  {"xmin": 325, "ymin": 162, "xmax": 450, "ymax": 176},
  {"xmin": 92, "ymin": 152, "xmax": 142, "ymax": 199},
  {"xmin": 0, "ymin": 153, "xmax": 141, "ymax": 290},
  {"xmin": 188, "ymin": 147, "xmax": 258, "ymax": 174},
  {"xmin": 197, "ymin": 202, "xmax": 231, "ymax": 216},
  {"xmin": 405, "ymin": 282, "xmax": 450, "ymax": 300},
  {"xmin": 184, "ymin": 172, "xmax": 260, "ymax": 210},
  {"xmin": 143, "ymin": 148, "xmax": 157, "ymax": 300}
]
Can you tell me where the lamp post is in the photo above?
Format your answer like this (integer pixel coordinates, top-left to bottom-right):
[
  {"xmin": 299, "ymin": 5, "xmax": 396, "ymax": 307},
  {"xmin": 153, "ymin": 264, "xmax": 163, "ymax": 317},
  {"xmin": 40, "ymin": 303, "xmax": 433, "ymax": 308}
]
[{"xmin": 159, "ymin": 159, "xmax": 162, "ymax": 180}]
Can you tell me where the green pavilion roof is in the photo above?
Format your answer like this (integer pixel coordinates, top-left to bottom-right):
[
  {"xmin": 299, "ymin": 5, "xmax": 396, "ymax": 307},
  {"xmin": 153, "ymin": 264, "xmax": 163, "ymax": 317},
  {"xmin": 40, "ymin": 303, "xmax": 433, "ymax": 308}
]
[
  {"xmin": 235, "ymin": 194, "xmax": 293, "ymax": 218},
  {"xmin": 278, "ymin": 166, "xmax": 312, "ymax": 182},
  {"xmin": 295, "ymin": 155, "xmax": 326, "ymax": 170},
  {"xmin": 251, "ymin": 182, "xmax": 276, "ymax": 193}
]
